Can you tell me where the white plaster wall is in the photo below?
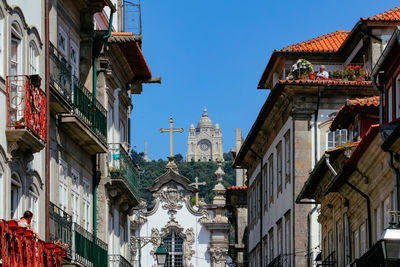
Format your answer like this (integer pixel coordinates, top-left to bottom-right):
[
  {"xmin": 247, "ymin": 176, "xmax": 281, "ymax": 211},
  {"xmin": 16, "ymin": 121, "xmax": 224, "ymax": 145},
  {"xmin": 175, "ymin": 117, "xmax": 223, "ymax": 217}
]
[
  {"xmin": 138, "ymin": 190, "xmax": 211, "ymax": 266},
  {"xmin": 11, "ymin": 0, "xmax": 43, "ymax": 34}
]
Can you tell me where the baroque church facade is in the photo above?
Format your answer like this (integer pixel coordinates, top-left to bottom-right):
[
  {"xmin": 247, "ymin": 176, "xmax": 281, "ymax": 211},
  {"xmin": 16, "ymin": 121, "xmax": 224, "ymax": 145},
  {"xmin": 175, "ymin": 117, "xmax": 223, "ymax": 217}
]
[
  {"xmin": 186, "ymin": 108, "xmax": 223, "ymax": 162},
  {"xmin": 131, "ymin": 157, "xmax": 229, "ymax": 267}
]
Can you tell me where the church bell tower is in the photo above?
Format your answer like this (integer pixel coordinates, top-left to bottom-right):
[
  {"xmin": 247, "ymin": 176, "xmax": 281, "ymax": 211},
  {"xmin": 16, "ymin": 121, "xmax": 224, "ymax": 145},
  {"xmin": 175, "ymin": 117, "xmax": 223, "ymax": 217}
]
[{"xmin": 186, "ymin": 108, "xmax": 223, "ymax": 162}]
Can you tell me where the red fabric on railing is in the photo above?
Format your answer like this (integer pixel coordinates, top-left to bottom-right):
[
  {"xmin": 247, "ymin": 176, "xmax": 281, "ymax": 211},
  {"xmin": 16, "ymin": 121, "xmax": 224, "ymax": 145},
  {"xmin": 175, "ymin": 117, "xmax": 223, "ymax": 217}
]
[{"xmin": 0, "ymin": 219, "xmax": 66, "ymax": 267}]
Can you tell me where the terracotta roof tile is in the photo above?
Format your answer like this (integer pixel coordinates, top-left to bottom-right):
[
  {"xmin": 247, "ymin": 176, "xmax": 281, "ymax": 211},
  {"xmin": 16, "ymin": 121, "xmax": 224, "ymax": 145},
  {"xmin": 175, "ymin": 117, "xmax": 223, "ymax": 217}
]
[
  {"xmin": 279, "ymin": 30, "xmax": 349, "ymax": 53},
  {"xmin": 361, "ymin": 7, "xmax": 400, "ymax": 22},
  {"xmin": 278, "ymin": 79, "xmax": 372, "ymax": 86},
  {"xmin": 226, "ymin": 186, "xmax": 247, "ymax": 191},
  {"xmin": 346, "ymin": 96, "xmax": 380, "ymax": 107}
]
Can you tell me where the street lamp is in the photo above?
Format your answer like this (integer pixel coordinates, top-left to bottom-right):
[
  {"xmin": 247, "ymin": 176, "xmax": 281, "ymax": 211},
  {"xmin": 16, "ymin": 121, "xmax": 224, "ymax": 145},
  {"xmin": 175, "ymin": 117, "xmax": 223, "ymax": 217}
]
[
  {"xmin": 380, "ymin": 225, "xmax": 400, "ymax": 261},
  {"xmin": 154, "ymin": 243, "xmax": 169, "ymax": 266}
]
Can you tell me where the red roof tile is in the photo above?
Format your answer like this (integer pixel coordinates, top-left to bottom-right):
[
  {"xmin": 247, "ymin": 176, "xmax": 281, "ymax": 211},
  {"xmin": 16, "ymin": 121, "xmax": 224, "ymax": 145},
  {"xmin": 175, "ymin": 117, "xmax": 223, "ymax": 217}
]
[
  {"xmin": 278, "ymin": 79, "xmax": 372, "ymax": 86},
  {"xmin": 279, "ymin": 30, "xmax": 349, "ymax": 53},
  {"xmin": 346, "ymin": 96, "xmax": 379, "ymax": 107},
  {"xmin": 361, "ymin": 6, "xmax": 400, "ymax": 22},
  {"xmin": 226, "ymin": 186, "xmax": 247, "ymax": 191}
]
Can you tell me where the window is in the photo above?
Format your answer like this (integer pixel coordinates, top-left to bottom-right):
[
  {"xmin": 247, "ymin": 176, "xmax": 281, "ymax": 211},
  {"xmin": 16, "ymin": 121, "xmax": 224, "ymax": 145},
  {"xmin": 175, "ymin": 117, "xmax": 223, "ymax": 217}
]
[
  {"xmin": 58, "ymin": 26, "xmax": 68, "ymax": 57},
  {"xmin": 276, "ymin": 142, "xmax": 282, "ymax": 195},
  {"xmin": 336, "ymin": 221, "xmax": 343, "ymax": 266},
  {"xmin": 29, "ymin": 41, "xmax": 39, "ymax": 75},
  {"xmin": 263, "ymin": 163, "xmax": 268, "ymax": 207},
  {"xmin": 107, "ymin": 103, "xmax": 114, "ymax": 143},
  {"xmin": 360, "ymin": 223, "xmax": 366, "ymax": 255},
  {"xmin": 269, "ymin": 228, "xmax": 274, "ymax": 262},
  {"xmin": 268, "ymin": 155, "xmax": 274, "ymax": 205},
  {"xmin": 83, "ymin": 178, "xmax": 91, "ymax": 231},
  {"xmin": 396, "ymin": 77, "xmax": 400, "ymax": 119},
  {"xmin": 120, "ymin": 223, "xmax": 126, "ymax": 256},
  {"xmin": 163, "ymin": 232, "xmax": 184, "ymax": 267},
  {"xmin": 284, "ymin": 130, "xmax": 290, "ymax": 185},
  {"xmin": 11, "ymin": 22, "xmax": 22, "ymax": 76},
  {"xmin": 11, "ymin": 174, "xmax": 22, "ymax": 219},
  {"xmin": 353, "ymin": 229, "xmax": 359, "ymax": 259},
  {"xmin": 59, "ymin": 161, "xmax": 68, "ymax": 212},
  {"xmin": 120, "ymin": 120, "xmax": 126, "ymax": 143},
  {"xmin": 285, "ymin": 212, "xmax": 291, "ymax": 266},
  {"xmin": 256, "ymin": 175, "xmax": 260, "ymax": 217},
  {"xmin": 70, "ymin": 39, "xmax": 79, "ymax": 79},
  {"xmin": 264, "ymin": 237, "xmax": 268, "ymax": 263},
  {"xmin": 28, "ymin": 185, "xmax": 39, "ymax": 232},
  {"xmin": 327, "ymin": 129, "xmax": 347, "ymax": 150},
  {"xmin": 383, "ymin": 196, "xmax": 391, "ymax": 230},
  {"xmin": 71, "ymin": 169, "xmax": 80, "ymax": 224},
  {"xmin": 277, "ymin": 219, "xmax": 283, "ymax": 256},
  {"xmin": 388, "ymin": 86, "xmax": 393, "ymax": 122}
]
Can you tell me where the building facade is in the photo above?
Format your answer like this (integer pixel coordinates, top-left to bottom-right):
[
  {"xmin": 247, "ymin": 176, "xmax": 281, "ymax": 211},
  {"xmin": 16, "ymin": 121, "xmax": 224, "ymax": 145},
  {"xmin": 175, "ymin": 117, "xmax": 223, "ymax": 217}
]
[{"xmin": 186, "ymin": 108, "xmax": 223, "ymax": 162}]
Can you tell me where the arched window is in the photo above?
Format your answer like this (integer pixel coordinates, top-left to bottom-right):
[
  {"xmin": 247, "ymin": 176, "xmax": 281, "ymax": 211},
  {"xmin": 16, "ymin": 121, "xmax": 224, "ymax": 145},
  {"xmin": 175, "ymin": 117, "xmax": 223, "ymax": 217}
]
[
  {"xmin": 29, "ymin": 41, "xmax": 39, "ymax": 75},
  {"xmin": 163, "ymin": 232, "xmax": 184, "ymax": 267},
  {"xmin": 28, "ymin": 185, "xmax": 39, "ymax": 232},
  {"xmin": 11, "ymin": 22, "xmax": 23, "ymax": 76},
  {"xmin": 11, "ymin": 173, "xmax": 22, "ymax": 219}
]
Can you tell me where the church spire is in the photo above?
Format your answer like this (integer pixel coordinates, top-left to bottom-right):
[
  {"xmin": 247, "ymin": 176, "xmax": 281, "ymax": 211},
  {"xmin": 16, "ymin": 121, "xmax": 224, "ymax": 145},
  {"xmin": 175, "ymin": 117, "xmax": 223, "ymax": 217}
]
[{"xmin": 165, "ymin": 156, "xmax": 179, "ymax": 173}]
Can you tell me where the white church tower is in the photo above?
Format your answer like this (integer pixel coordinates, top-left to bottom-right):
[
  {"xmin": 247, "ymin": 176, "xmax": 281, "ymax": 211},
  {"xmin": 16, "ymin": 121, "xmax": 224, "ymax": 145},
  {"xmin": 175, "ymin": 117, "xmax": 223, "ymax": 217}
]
[{"xmin": 186, "ymin": 108, "xmax": 223, "ymax": 162}]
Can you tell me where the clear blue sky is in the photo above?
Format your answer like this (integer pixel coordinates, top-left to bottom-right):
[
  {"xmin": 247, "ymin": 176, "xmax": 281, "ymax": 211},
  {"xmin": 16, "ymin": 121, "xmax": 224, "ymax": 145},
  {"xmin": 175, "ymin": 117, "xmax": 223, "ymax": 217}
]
[{"xmin": 130, "ymin": 0, "xmax": 397, "ymax": 161}]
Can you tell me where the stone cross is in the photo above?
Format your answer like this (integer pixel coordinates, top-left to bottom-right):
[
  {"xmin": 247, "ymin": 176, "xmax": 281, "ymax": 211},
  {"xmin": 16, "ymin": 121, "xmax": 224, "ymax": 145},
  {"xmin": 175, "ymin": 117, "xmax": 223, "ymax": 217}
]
[
  {"xmin": 160, "ymin": 118, "xmax": 184, "ymax": 157},
  {"xmin": 190, "ymin": 177, "xmax": 206, "ymax": 206}
]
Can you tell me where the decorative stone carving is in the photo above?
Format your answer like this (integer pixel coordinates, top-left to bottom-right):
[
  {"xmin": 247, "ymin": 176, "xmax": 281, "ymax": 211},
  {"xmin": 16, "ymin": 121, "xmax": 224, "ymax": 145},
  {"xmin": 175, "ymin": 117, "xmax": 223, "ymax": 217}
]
[
  {"xmin": 157, "ymin": 187, "xmax": 184, "ymax": 219},
  {"xmin": 209, "ymin": 247, "xmax": 229, "ymax": 264}
]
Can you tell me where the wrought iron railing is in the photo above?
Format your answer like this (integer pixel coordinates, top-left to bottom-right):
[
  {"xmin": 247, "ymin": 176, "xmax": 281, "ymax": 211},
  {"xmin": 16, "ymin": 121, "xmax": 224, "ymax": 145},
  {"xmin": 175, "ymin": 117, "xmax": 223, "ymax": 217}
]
[
  {"xmin": 108, "ymin": 143, "xmax": 140, "ymax": 196},
  {"xmin": 49, "ymin": 43, "xmax": 107, "ymax": 144},
  {"xmin": 49, "ymin": 202, "xmax": 108, "ymax": 267},
  {"xmin": 267, "ymin": 254, "xmax": 287, "ymax": 267},
  {"xmin": 317, "ymin": 251, "xmax": 336, "ymax": 267},
  {"xmin": 6, "ymin": 75, "xmax": 47, "ymax": 142},
  {"xmin": 49, "ymin": 44, "xmax": 72, "ymax": 104},
  {"xmin": 49, "ymin": 202, "xmax": 72, "ymax": 256},
  {"xmin": 109, "ymin": 254, "xmax": 133, "ymax": 267}
]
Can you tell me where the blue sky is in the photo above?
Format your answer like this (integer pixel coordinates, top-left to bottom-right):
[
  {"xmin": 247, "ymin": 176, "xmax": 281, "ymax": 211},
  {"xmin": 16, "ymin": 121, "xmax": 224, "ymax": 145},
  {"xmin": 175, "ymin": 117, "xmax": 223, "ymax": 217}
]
[{"xmin": 130, "ymin": 0, "xmax": 397, "ymax": 161}]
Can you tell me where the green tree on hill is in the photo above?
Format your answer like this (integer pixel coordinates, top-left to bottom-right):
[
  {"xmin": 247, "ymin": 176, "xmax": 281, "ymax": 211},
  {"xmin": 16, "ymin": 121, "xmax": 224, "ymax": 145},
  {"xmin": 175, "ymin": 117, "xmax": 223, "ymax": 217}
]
[{"xmin": 131, "ymin": 151, "xmax": 235, "ymax": 205}]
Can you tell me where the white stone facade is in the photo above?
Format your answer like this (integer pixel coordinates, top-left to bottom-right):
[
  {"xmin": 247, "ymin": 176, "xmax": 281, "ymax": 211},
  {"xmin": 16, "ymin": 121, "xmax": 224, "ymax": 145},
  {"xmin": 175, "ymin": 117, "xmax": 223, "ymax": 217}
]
[{"xmin": 186, "ymin": 108, "xmax": 223, "ymax": 162}]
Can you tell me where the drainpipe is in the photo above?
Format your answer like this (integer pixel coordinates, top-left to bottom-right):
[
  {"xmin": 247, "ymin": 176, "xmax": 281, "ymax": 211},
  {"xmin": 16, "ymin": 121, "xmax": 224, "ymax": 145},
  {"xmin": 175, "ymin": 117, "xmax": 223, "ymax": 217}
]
[
  {"xmin": 249, "ymin": 147, "xmax": 263, "ymax": 267},
  {"xmin": 307, "ymin": 204, "xmax": 318, "ymax": 267},
  {"xmin": 45, "ymin": 0, "xmax": 50, "ymax": 241},
  {"xmin": 325, "ymin": 155, "xmax": 372, "ymax": 248},
  {"xmin": 93, "ymin": 9, "xmax": 114, "ymax": 238}
]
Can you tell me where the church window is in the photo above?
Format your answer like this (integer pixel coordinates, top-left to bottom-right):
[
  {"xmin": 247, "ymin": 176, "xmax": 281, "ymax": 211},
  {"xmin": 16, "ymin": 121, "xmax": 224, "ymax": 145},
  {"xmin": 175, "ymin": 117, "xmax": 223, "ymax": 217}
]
[{"xmin": 163, "ymin": 232, "xmax": 184, "ymax": 267}]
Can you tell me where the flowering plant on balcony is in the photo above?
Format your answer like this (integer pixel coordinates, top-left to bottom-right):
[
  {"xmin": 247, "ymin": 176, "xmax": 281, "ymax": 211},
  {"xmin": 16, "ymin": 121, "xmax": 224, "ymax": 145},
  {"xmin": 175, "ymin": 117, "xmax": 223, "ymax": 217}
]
[
  {"xmin": 109, "ymin": 166, "xmax": 121, "ymax": 178},
  {"xmin": 343, "ymin": 65, "xmax": 364, "ymax": 80},
  {"xmin": 331, "ymin": 70, "xmax": 343, "ymax": 79},
  {"xmin": 289, "ymin": 59, "xmax": 314, "ymax": 79}
]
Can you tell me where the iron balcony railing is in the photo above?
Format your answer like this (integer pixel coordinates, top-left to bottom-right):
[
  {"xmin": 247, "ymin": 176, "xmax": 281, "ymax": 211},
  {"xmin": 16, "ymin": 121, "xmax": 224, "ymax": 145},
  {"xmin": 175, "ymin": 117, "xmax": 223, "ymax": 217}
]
[
  {"xmin": 267, "ymin": 254, "xmax": 290, "ymax": 267},
  {"xmin": 49, "ymin": 202, "xmax": 108, "ymax": 267},
  {"xmin": 6, "ymin": 75, "xmax": 47, "ymax": 142},
  {"xmin": 108, "ymin": 143, "xmax": 140, "ymax": 196},
  {"xmin": 109, "ymin": 254, "xmax": 133, "ymax": 267},
  {"xmin": 317, "ymin": 251, "xmax": 336, "ymax": 267},
  {"xmin": 49, "ymin": 43, "xmax": 107, "ymax": 144}
]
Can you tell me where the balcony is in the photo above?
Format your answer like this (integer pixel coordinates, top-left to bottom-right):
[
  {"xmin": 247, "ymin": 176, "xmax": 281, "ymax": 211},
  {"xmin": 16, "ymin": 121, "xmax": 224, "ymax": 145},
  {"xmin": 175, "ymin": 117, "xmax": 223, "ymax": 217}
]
[
  {"xmin": 108, "ymin": 143, "xmax": 140, "ymax": 208},
  {"xmin": 49, "ymin": 202, "xmax": 108, "ymax": 267},
  {"xmin": 316, "ymin": 251, "xmax": 336, "ymax": 267},
  {"xmin": 0, "ymin": 219, "xmax": 66, "ymax": 266},
  {"xmin": 109, "ymin": 254, "xmax": 133, "ymax": 267},
  {"xmin": 49, "ymin": 44, "xmax": 107, "ymax": 155},
  {"xmin": 6, "ymin": 75, "xmax": 46, "ymax": 153}
]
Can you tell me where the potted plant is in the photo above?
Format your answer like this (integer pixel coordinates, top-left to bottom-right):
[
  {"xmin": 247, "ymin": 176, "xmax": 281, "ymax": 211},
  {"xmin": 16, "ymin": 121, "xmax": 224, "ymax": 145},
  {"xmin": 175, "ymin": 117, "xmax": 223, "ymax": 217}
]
[
  {"xmin": 109, "ymin": 166, "xmax": 120, "ymax": 178},
  {"xmin": 289, "ymin": 59, "xmax": 314, "ymax": 80},
  {"xmin": 343, "ymin": 65, "xmax": 364, "ymax": 81},
  {"xmin": 331, "ymin": 70, "xmax": 343, "ymax": 79}
]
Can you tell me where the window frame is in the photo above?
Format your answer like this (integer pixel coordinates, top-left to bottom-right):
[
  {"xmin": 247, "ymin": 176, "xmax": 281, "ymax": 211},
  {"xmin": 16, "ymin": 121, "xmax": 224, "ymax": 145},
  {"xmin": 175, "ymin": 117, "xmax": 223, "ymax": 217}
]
[{"xmin": 28, "ymin": 41, "xmax": 39, "ymax": 75}]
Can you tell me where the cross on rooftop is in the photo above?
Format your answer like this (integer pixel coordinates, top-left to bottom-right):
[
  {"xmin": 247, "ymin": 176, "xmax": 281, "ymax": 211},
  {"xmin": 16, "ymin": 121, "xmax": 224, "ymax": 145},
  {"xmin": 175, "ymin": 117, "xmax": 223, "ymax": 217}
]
[
  {"xmin": 160, "ymin": 118, "xmax": 184, "ymax": 157},
  {"xmin": 190, "ymin": 177, "xmax": 206, "ymax": 206}
]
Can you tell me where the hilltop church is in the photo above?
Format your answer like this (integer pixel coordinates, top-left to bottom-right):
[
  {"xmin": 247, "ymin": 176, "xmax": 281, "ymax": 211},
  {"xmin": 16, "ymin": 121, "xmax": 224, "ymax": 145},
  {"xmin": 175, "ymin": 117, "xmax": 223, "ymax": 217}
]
[{"xmin": 186, "ymin": 108, "xmax": 223, "ymax": 162}]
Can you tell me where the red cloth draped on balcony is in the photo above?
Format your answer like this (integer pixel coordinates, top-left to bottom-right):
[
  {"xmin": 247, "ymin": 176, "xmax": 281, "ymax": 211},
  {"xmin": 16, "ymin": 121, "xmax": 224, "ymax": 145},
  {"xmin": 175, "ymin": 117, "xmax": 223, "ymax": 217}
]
[
  {"xmin": 0, "ymin": 220, "xmax": 66, "ymax": 267},
  {"xmin": 6, "ymin": 75, "xmax": 47, "ymax": 142}
]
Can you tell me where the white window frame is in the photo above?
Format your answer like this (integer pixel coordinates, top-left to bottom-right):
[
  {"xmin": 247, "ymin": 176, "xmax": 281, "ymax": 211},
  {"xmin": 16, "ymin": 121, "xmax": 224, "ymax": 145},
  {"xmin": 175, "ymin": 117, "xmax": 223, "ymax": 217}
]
[
  {"xmin": 10, "ymin": 22, "xmax": 22, "ymax": 76},
  {"xmin": 284, "ymin": 130, "xmax": 290, "ymax": 185},
  {"xmin": 71, "ymin": 168, "xmax": 80, "ymax": 224},
  {"xmin": 11, "ymin": 174, "xmax": 22, "ymax": 219},
  {"xmin": 388, "ymin": 86, "xmax": 393, "ymax": 122},
  {"xmin": 28, "ymin": 185, "xmax": 39, "ymax": 232},
  {"xmin": 82, "ymin": 178, "xmax": 91, "ymax": 231},
  {"xmin": 58, "ymin": 26, "xmax": 68, "ymax": 57},
  {"xmin": 59, "ymin": 160, "xmax": 68, "ymax": 212},
  {"xmin": 276, "ymin": 142, "xmax": 282, "ymax": 195},
  {"xmin": 70, "ymin": 39, "xmax": 79, "ymax": 79},
  {"xmin": 29, "ymin": 41, "xmax": 39, "ymax": 75},
  {"xmin": 326, "ymin": 129, "xmax": 347, "ymax": 150}
]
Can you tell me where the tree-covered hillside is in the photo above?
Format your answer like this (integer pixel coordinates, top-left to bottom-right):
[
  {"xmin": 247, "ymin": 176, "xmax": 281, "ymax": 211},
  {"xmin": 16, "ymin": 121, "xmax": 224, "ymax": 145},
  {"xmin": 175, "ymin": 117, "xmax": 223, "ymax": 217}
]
[{"xmin": 131, "ymin": 151, "xmax": 236, "ymax": 205}]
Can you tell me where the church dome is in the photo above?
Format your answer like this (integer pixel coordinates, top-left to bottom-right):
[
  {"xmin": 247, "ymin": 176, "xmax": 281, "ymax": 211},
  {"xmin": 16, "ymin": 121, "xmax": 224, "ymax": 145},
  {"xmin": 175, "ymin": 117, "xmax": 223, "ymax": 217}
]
[{"xmin": 197, "ymin": 108, "xmax": 213, "ymax": 128}]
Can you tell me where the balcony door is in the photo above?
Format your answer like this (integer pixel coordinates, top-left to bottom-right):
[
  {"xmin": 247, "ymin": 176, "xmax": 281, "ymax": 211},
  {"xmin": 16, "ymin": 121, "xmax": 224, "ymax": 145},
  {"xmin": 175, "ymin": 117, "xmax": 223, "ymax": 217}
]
[
  {"xmin": 11, "ymin": 174, "xmax": 22, "ymax": 219},
  {"xmin": 28, "ymin": 185, "xmax": 39, "ymax": 232},
  {"xmin": 59, "ymin": 161, "xmax": 68, "ymax": 212},
  {"xmin": 71, "ymin": 169, "xmax": 80, "ymax": 224}
]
